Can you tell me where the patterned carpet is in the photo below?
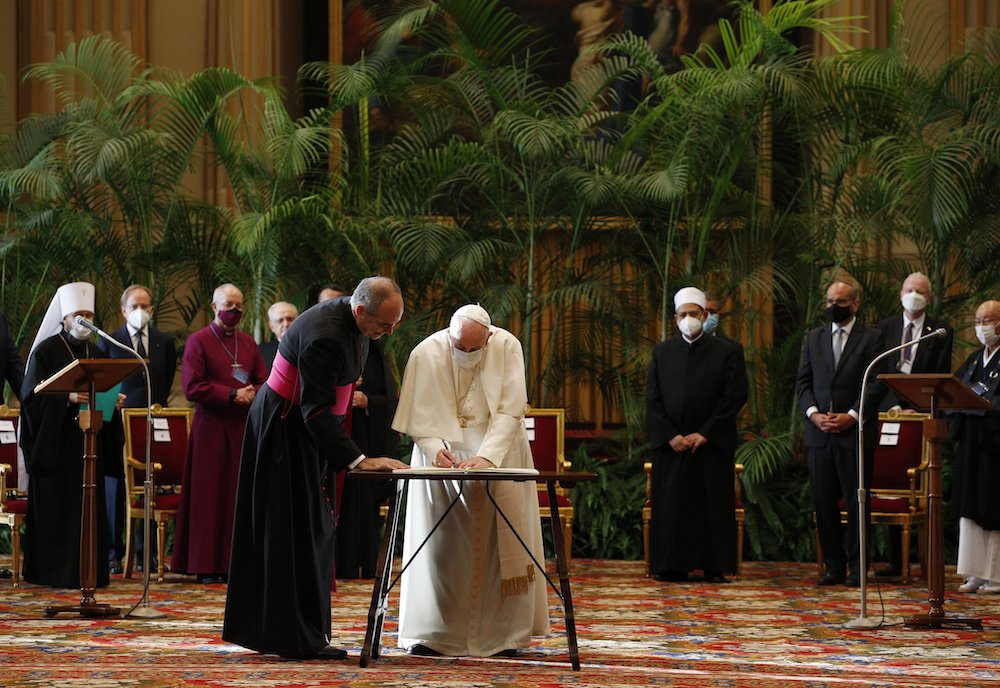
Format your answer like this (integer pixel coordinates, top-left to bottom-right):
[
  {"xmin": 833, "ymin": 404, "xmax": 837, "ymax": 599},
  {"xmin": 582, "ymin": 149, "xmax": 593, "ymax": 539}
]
[{"xmin": 1, "ymin": 556, "xmax": 999, "ymax": 687}]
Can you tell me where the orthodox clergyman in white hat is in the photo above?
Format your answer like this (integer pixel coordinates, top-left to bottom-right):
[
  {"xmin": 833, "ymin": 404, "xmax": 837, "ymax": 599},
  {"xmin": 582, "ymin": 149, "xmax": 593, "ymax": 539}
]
[
  {"xmin": 646, "ymin": 286, "xmax": 748, "ymax": 584},
  {"xmin": 392, "ymin": 304, "xmax": 549, "ymax": 657},
  {"xmin": 19, "ymin": 281, "xmax": 116, "ymax": 589}
]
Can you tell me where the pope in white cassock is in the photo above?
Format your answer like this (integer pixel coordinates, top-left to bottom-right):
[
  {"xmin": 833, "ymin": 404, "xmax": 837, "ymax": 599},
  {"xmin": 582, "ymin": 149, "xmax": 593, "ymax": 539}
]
[{"xmin": 392, "ymin": 304, "xmax": 549, "ymax": 657}]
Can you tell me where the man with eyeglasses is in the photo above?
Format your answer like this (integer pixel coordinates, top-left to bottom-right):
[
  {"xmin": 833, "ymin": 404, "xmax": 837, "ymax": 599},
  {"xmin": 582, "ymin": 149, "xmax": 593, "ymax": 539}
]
[
  {"xmin": 951, "ymin": 301, "xmax": 1000, "ymax": 594},
  {"xmin": 797, "ymin": 281, "xmax": 883, "ymax": 587},
  {"xmin": 224, "ymin": 276, "xmax": 408, "ymax": 661},
  {"xmin": 172, "ymin": 283, "xmax": 267, "ymax": 585}
]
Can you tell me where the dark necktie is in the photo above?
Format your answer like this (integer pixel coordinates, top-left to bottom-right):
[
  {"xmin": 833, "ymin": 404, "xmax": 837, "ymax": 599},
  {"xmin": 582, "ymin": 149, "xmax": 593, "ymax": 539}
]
[
  {"xmin": 135, "ymin": 331, "xmax": 147, "ymax": 358},
  {"xmin": 902, "ymin": 322, "xmax": 915, "ymax": 363}
]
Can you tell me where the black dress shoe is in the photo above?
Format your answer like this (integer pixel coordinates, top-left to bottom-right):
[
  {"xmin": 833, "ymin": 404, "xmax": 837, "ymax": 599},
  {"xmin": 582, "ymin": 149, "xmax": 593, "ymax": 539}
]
[
  {"xmin": 652, "ymin": 570, "xmax": 689, "ymax": 582},
  {"xmin": 0, "ymin": 568, "xmax": 12, "ymax": 579},
  {"xmin": 279, "ymin": 645, "xmax": 348, "ymax": 661},
  {"xmin": 704, "ymin": 572, "xmax": 728, "ymax": 584},
  {"xmin": 197, "ymin": 574, "xmax": 225, "ymax": 584},
  {"xmin": 408, "ymin": 643, "xmax": 444, "ymax": 656},
  {"xmin": 108, "ymin": 560, "xmax": 123, "ymax": 575},
  {"xmin": 818, "ymin": 571, "xmax": 845, "ymax": 586},
  {"xmin": 492, "ymin": 649, "xmax": 519, "ymax": 658},
  {"xmin": 844, "ymin": 571, "xmax": 861, "ymax": 587},
  {"xmin": 875, "ymin": 564, "xmax": 901, "ymax": 578},
  {"xmin": 311, "ymin": 645, "xmax": 348, "ymax": 660}
]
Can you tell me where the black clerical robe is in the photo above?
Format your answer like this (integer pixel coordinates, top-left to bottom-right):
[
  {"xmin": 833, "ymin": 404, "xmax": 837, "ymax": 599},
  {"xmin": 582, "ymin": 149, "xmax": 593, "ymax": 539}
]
[
  {"xmin": 335, "ymin": 338, "xmax": 398, "ymax": 579},
  {"xmin": 646, "ymin": 333, "xmax": 748, "ymax": 576},
  {"xmin": 223, "ymin": 296, "xmax": 368, "ymax": 658},
  {"xmin": 20, "ymin": 331, "xmax": 110, "ymax": 589},
  {"xmin": 951, "ymin": 347, "xmax": 1000, "ymax": 531}
]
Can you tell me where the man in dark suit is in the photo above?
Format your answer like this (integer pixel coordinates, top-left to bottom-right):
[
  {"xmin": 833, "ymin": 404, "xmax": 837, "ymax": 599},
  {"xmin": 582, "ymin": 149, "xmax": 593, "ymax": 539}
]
[
  {"xmin": 258, "ymin": 301, "xmax": 297, "ymax": 371},
  {"xmin": 0, "ymin": 311, "xmax": 24, "ymax": 404},
  {"xmin": 101, "ymin": 285, "xmax": 178, "ymax": 408},
  {"xmin": 97, "ymin": 284, "xmax": 178, "ymax": 573},
  {"xmin": 872, "ymin": 272, "xmax": 953, "ymax": 577},
  {"xmin": 0, "ymin": 310, "xmax": 24, "ymax": 579},
  {"xmin": 797, "ymin": 281, "xmax": 883, "ymax": 586}
]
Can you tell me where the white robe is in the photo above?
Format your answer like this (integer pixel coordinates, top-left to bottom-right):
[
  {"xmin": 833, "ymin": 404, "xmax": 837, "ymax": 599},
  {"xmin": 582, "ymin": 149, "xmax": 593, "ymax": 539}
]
[
  {"xmin": 392, "ymin": 327, "xmax": 549, "ymax": 656},
  {"xmin": 957, "ymin": 517, "xmax": 1000, "ymax": 583}
]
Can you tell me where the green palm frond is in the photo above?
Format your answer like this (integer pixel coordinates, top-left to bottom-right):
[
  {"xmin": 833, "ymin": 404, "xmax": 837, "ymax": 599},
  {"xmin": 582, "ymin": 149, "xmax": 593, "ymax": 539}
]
[{"xmin": 22, "ymin": 34, "xmax": 146, "ymax": 108}]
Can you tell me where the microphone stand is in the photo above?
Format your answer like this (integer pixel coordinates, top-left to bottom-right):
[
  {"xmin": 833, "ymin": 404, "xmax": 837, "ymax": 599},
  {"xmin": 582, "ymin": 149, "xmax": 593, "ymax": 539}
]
[
  {"xmin": 844, "ymin": 326, "xmax": 946, "ymax": 630},
  {"xmin": 75, "ymin": 317, "xmax": 166, "ymax": 619}
]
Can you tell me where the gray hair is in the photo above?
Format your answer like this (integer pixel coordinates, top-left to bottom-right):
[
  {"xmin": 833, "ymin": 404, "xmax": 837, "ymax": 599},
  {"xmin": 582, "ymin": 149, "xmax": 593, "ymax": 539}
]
[
  {"xmin": 349, "ymin": 276, "xmax": 401, "ymax": 312},
  {"xmin": 267, "ymin": 301, "xmax": 298, "ymax": 321},
  {"xmin": 120, "ymin": 284, "xmax": 152, "ymax": 307}
]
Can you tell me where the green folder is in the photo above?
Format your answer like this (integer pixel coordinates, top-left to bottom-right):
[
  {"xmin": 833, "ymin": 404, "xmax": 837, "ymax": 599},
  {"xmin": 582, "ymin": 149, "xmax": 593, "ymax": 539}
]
[{"xmin": 81, "ymin": 382, "xmax": 122, "ymax": 417}]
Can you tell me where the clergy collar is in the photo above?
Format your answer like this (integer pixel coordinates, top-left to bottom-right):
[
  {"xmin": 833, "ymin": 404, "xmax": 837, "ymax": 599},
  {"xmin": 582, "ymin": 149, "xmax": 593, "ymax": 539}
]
[
  {"xmin": 210, "ymin": 321, "xmax": 236, "ymax": 336},
  {"xmin": 682, "ymin": 331, "xmax": 705, "ymax": 345}
]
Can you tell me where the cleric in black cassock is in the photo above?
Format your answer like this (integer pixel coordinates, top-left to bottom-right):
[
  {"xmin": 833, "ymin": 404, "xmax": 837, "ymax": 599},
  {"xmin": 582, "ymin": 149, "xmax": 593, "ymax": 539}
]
[
  {"xmin": 223, "ymin": 277, "xmax": 407, "ymax": 661},
  {"xmin": 336, "ymin": 338, "xmax": 399, "ymax": 579},
  {"xmin": 646, "ymin": 287, "xmax": 748, "ymax": 583},
  {"xmin": 20, "ymin": 281, "xmax": 119, "ymax": 589}
]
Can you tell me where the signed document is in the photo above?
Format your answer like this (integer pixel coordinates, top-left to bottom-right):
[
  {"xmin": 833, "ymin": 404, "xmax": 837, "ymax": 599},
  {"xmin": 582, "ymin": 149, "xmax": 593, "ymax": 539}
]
[{"xmin": 393, "ymin": 466, "xmax": 539, "ymax": 477}]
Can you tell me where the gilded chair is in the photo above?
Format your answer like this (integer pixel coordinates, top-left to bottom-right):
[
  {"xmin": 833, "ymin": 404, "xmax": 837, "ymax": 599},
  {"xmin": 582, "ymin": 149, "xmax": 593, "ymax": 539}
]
[
  {"xmin": 643, "ymin": 461, "xmax": 746, "ymax": 579},
  {"xmin": 813, "ymin": 411, "xmax": 929, "ymax": 583},
  {"xmin": 526, "ymin": 408, "xmax": 573, "ymax": 562},
  {"xmin": 122, "ymin": 405, "xmax": 192, "ymax": 582},
  {"xmin": 0, "ymin": 405, "xmax": 24, "ymax": 587}
]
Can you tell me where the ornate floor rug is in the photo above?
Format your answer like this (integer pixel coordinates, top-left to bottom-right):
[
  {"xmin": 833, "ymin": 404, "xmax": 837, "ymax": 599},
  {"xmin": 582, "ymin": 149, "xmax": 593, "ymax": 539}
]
[{"xmin": 1, "ymin": 557, "xmax": 998, "ymax": 687}]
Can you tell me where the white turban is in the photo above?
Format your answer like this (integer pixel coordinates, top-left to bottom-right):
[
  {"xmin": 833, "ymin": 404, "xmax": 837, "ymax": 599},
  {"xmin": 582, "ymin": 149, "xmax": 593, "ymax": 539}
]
[
  {"xmin": 450, "ymin": 303, "xmax": 491, "ymax": 337},
  {"xmin": 29, "ymin": 281, "xmax": 96, "ymax": 358},
  {"xmin": 673, "ymin": 287, "xmax": 706, "ymax": 312}
]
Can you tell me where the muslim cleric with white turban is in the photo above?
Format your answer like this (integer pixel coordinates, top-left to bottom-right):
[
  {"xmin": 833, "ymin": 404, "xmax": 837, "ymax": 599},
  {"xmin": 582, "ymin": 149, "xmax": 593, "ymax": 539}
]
[
  {"xmin": 645, "ymin": 285, "xmax": 748, "ymax": 583},
  {"xmin": 391, "ymin": 304, "xmax": 549, "ymax": 657},
  {"xmin": 19, "ymin": 281, "xmax": 116, "ymax": 589}
]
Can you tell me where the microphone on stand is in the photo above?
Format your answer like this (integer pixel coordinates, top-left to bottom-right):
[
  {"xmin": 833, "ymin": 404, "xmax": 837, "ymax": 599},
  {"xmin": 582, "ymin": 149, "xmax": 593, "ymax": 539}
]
[
  {"xmin": 845, "ymin": 326, "xmax": 947, "ymax": 630},
  {"xmin": 76, "ymin": 315, "xmax": 165, "ymax": 619}
]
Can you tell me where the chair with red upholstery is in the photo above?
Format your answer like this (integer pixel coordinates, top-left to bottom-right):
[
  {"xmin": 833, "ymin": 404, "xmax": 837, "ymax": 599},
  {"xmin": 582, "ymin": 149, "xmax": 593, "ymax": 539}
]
[
  {"xmin": 813, "ymin": 411, "xmax": 929, "ymax": 582},
  {"xmin": 642, "ymin": 461, "xmax": 746, "ymax": 578},
  {"xmin": 122, "ymin": 405, "xmax": 192, "ymax": 582},
  {"xmin": 0, "ymin": 405, "xmax": 25, "ymax": 587},
  {"xmin": 526, "ymin": 407, "xmax": 573, "ymax": 562}
]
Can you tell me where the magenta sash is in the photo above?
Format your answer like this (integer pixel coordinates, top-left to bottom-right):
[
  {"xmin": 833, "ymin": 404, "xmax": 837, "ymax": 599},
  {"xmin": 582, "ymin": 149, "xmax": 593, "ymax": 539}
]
[
  {"xmin": 267, "ymin": 351, "xmax": 299, "ymax": 402},
  {"xmin": 268, "ymin": 350, "xmax": 355, "ymax": 417},
  {"xmin": 333, "ymin": 384, "xmax": 352, "ymax": 416}
]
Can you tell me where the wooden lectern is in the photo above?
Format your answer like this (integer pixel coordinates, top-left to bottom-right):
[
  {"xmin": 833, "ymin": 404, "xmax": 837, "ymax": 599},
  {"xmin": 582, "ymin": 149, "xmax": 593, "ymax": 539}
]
[
  {"xmin": 878, "ymin": 373, "xmax": 989, "ymax": 630},
  {"xmin": 34, "ymin": 358, "xmax": 142, "ymax": 618}
]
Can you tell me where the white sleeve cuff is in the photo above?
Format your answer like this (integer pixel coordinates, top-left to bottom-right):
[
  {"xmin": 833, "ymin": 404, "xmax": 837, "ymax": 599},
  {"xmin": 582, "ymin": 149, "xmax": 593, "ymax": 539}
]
[
  {"xmin": 348, "ymin": 454, "xmax": 366, "ymax": 470},
  {"xmin": 805, "ymin": 406, "xmax": 819, "ymax": 419},
  {"xmin": 847, "ymin": 410, "xmax": 859, "ymax": 421}
]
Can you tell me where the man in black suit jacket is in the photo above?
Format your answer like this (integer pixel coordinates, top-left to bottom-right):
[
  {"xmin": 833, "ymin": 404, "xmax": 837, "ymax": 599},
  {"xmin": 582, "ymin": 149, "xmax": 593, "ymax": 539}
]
[
  {"xmin": 0, "ymin": 311, "xmax": 24, "ymax": 404},
  {"xmin": 797, "ymin": 281, "xmax": 884, "ymax": 586},
  {"xmin": 97, "ymin": 285, "xmax": 178, "ymax": 573},
  {"xmin": 875, "ymin": 272, "xmax": 954, "ymax": 413},
  {"xmin": 872, "ymin": 273, "xmax": 953, "ymax": 577},
  {"xmin": 0, "ymin": 310, "xmax": 24, "ymax": 579},
  {"xmin": 258, "ymin": 301, "xmax": 298, "ymax": 371}
]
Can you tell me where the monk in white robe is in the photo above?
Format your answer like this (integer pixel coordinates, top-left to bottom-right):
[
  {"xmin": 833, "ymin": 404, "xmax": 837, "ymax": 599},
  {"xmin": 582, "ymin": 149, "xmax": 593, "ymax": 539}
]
[{"xmin": 392, "ymin": 305, "xmax": 549, "ymax": 657}]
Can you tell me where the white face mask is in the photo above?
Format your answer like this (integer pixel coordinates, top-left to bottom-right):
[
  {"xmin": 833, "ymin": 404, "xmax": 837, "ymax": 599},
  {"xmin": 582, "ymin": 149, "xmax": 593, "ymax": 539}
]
[
  {"xmin": 68, "ymin": 324, "xmax": 92, "ymax": 342},
  {"xmin": 901, "ymin": 291, "xmax": 927, "ymax": 313},
  {"xmin": 976, "ymin": 324, "xmax": 1000, "ymax": 349},
  {"xmin": 452, "ymin": 346, "xmax": 485, "ymax": 369},
  {"xmin": 126, "ymin": 308, "xmax": 152, "ymax": 330},
  {"xmin": 678, "ymin": 315, "xmax": 704, "ymax": 338}
]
